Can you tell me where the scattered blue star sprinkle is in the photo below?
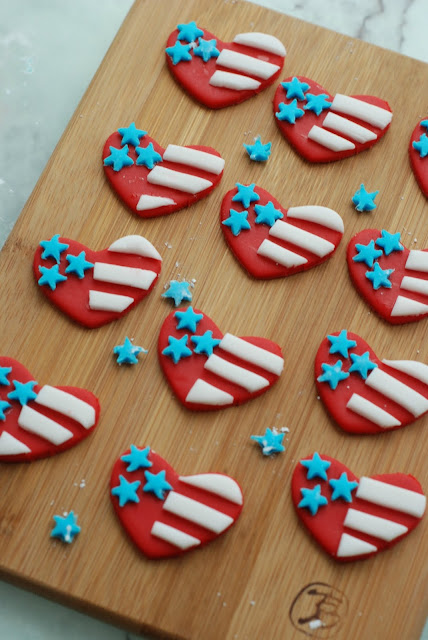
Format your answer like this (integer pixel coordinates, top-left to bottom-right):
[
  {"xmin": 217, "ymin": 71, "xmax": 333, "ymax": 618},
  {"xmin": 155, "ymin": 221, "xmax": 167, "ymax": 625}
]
[
  {"xmin": 327, "ymin": 330, "xmax": 357, "ymax": 358},
  {"xmin": 65, "ymin": 251, "xmax": 94, "ymax": 279},
  {"xmin": 103, "ymin": 145, "xmax": 134, "ymax": 171},
  {"xmin": 275, "ymin": 99, "xmax": 304, "ymax": 124},
  {"xmin": 232, "ymin": 183, "xmax": 260, "ymax": 209},
  {"xmin": 281, "ymin": 77, "xmax": 310, "ymax": 100},
  {"xmin": 304, "ymin": 93, "xmax": 332, "ymax": 116},
  {"xmin": 254, "ymin": 201, "xmax": 283, "ymax": 227},
  {"xmin": 143, "ymin": 470, "xmax": 173, "ymax": 500},
  {"xmin": 162, "ymin": 280, "xmax": 193, "ymax": 306},
  {"xmin": 162, "ymin": 335, "xmax": 192, "ymax": 364},
  {"xmin": 40, "ymin": 234, "xmax": 69, "ymax": 263},
  {"xmin": 251, "ymin": 427, "xmax": 285, "ymax": 456},
  {"xmin": 176, "ymin": 21, "xmax": 204, "ymax": 42},
  {"xmin": 365, "ymin": 262, "xmax": 394, "ymax": 290},
  {"xmin": 113, "ymin": 337, "xmax": 147, "ymax": 365},
  {"xmin": 300, "ymin": 452, "xmax": 331, "ymax": 481},
  {"xmin": 352, "ymin": 184, "xmax": 379, "ymax": 212},
  {"xmin": 421, "ymin": 120, "xmax": 428, "ymax": 131},
  {"xmin": 51, "ymin": 511, "xmax": 81, "ymax": 544},
  {"xmin": 329, "ymin": 472, "xmax": 359, "ymax": 502},
  {"xmin": 38, "ymin": 264, "xmax": 67, "ymax": 291},
  {"xmin": 243, "ymin": 137, "xmax": 272, "ymax": 162},
  {"xmin": 117, "ymin": 123, "xmax": 146, "ymax": 147},
  {"xmin": 174, "ymin": 307, "xmax": 203, "ymax": 332},
  {"xmin": 317, "ymin": 361, "xmax": 350, "ymax": 390},
  {"xmin": 375, "ymin": 229, "xmax": 403, "ymax": 256},
  {"xmin": 135, "ymin": 142, "xmax": 163, "ymax": 169},
  {"xmin": 111, "ymin": 475, "xmax": 141, "ymax": 507},
  {"xmin": 0, "ymin": 366, "xmax": 12, "ymax": 386},
  {"xmin": 348, "ymin": 351, "xmax": 377, "ymax": 379},
  {"xmin": 222, "ymin": 209, "xmax": 251, "ymax": 236},
  {"xmin": 352, "ymin": 240, "xmax": 383, "ymax": 268},
  {"xmin": 165, "ymin": 40, "xmax": 193, "ymax": 65},
  {"xmin": 298, "ymin": 485, "xmax": 328, "ymax": 516},
  {"xmin": 412, "ymin": 133, "xmax": 428, "ymax": 158},
  {"xmin": 121, "ymin": 445, "xmax": 152, "ymax": 473},
  {"xmin": 194, "ymin": 37, "xmax": 220, "ymax": 62},
  {"xmin": 191, "ymin": 330, "xmax": 221, "ymax": 356},
  {"xmin": 7, "ymin": 380, "xmax": 38, "ymax": 406},
  {"xmin": 0, "ymin": 399, "xmax": 11, "ymax": 421}
]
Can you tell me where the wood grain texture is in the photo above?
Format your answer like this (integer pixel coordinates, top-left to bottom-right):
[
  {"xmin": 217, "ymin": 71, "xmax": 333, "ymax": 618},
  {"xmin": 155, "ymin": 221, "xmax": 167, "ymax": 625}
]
[{"xmin": 0, "ymin": 0, "xmax": 427, "ymax": 638}]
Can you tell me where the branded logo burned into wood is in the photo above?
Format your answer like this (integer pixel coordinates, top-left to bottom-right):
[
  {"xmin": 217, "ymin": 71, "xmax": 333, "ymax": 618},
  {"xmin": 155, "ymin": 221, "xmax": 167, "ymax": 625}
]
[{"xmin": 289, "ymin": 582, "xmax": 348, "ymax": 637}]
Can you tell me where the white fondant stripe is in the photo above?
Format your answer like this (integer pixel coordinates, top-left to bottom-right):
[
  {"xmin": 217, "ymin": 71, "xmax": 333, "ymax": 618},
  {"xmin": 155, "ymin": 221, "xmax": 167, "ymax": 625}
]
[
  {"xmin": 88, "ymin": 290, "xmax": 134, "ymax": 313},
  {"xmin": 163, "ymin": 492, "xmax": 234, "ymax": 533},
  {"xmin": 185, "ymin": 379, "xmax": 234, "ymax": 406},
  {"xmin": 233, "ymin": 32, "xmax": 286, "ymax": 57},
  {"xmin": 257, "ymin": 239, "xmax": 308, "ymax": 268},
  {"xmin": 365, "ymin": 367, "xmax": 428, "ymax": 417},
  {"xmin": 204, "ymin": 354, "xmax": 269, "ymax": 393},
  {"xmin": 269, "ymin": 220, "xmax": 335, "ymax": 258},
  {"xmin": 336, "ymin": 532, "xmax": 377, "ymax": 558},
  {"xmin": 151, "ymin": 521, "xmax": 200, "ymax": 550},
  {"xmin": 35, "ymin": 386, "xmax": 95, "ymax": 429},
  {"xmin": 108, "ymin": 235, "xmax": 162, "ymax": 261},
  {"xmin": 163, "ymin": 145, "xmax": 225, "ymax": 175},
  {"xmin": 136, "ymin": 195, "xmax": 176, "ymax": 212},
  {"xmin": 0, "ymin": 431, "xmax": 31, "ymax": 455},
  {"xmin": 346, "ymin": 393, "xmax": 401, "ymax": 429},
  {"xmin": 216, "ymin": 48, "xmax": 280, "ymax": 80},
  {"xmin": 219, "ymin": 333, "xmax": 284, "ymax": 375},
  {"xmin": 209, "ymin": 70, "xmax": 260, "ymax": 91},
  {"xmin": 147, "ymin": 166, "xmax": 212, "ymax": 194},
  {"xmin": 344, "ymin": 508, "xmax": 408, "ymax": 542},
  {"xmin": 179, "ymin": 474, "xmax": 243, "ymax": 505},
  {"xmin": 356, "ymin": 477, "xmax": 426, "ymax": 518},
  {"xmin": 287, "ymin": 206, "xmax": 344, "ymax": 233},
  {"xmin": 330, "ymin": 94, "xmax": 392, "ymax": 129},
  {"xmin": 405, "ymin": 250, "xmax": 428, "ymax": 272},
  {"xmin": 391, "ymin": 295, "xmax": 428, "ymax": 317},
  {"xmin": 18, "ymin": 405, "xmax": 73, "ymax": 445},
  {"xmin": 308, "ymin": 125, "xmax": 356, "ymax": 152},
  {"xmin": 400, "ymin": 275, "xmax": 428, "ymax": 296},
  {"xmin": 322, "ymin": 111, "xmax": 377, "ymax": 143},
  {"xmin": 382, "ymin": 360, "xmax": 428, "ymax": 385},
  {"xmin": 93, "ymin": 263, "xmax": 157, "ymax": 290}
]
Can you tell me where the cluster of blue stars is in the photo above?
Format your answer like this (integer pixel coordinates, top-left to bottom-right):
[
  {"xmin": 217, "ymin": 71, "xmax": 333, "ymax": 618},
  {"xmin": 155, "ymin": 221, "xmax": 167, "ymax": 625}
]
[
  {"xmin": 352, "ymin": 230, "xmax": 403, "ymax": 291},
  {"xmin": 222, "ymin": 184, "xmax": 284, "ymax": 236},
  {"xmin": 162, "ymin": 308, "xmax": 222, "ymax": 364},
  {"xmin": 111, "ymin": 446, "xmax": 173, "ymax": 506},
  {"xmin": 38, "ymin": 235, "xmax": 95, "ymax": 290},
  {"xmin": 166, "ymin": 22, "xmax": 220, "ymax": 66},
  {"xmin": 276, "ymin": 77, "xmax": 331, "ymax": 123},
  {"xmin": 317, "ymin": 330, "xmax": 378, "ymax": 390},
  {"xmin": 103, "ymin": 123, "xmax": 161, "ymax": 173}
]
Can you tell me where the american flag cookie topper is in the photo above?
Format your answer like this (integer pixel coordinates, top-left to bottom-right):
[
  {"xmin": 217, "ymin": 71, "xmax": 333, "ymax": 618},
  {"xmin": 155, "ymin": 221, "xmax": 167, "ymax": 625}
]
[
  {"xmin": 165, "ymin": 21, "xmax": 286, "ymax": 109},
  {"xmin": 273, "ymin": 76, "xmax": 392, "ymax": 163},
  {"xmin": 292, "ymin": 453, "xmax": 426, "ymax": 562},
  {"xmin": 34, "ymin": 234, "xmax": 162, "ymax": 329},
  {"xmin": 110, "ymin": 445, "xmax": 243, "ymax": 559},
  {"xmin": 315, "ymin": 330, "xmax": 428, "ymax": 435},
  {"xmin": 409, "ymin": 119, "xmax": 428, "ymax": 199},
  {"xmin": 347, "ymin": 228, "xmax": 428, "ymax": 324},
  {"xmin": 158, "ymin": 307, "xmax": 284, "ymax": 411},
  {"xmin": 0, "ymin": 357, "xmax": 100, "ymax": 462},
  {"xmin": 220, "ymin": 184, "xmax": 344, "ymax": 279},
  {"xmin": 103, "ymin": 124, "xmax": 225, "ymax": 218}
]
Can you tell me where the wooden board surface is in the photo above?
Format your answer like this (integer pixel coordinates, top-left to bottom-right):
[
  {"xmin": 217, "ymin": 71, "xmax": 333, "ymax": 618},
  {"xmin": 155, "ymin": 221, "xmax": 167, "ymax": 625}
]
[{"xmin": 0, "ymin": 0, "xmax": 427, "ymax": 638}]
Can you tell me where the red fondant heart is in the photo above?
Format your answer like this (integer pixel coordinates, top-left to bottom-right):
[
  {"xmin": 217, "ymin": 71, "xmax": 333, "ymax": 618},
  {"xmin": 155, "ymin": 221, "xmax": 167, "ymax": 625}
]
[
  {"xmin": 158, "ymin": 308, "xmax": 284, "ymax": 411},
  {"xmin": 220, "ymin": 184, "xmax": 344, "ymax": 279},
  {"xmin": 103, "ymin": 130, "xmax": 225, "ymax": 217},
  {"xmin": 110, "ymin": 446, "xmax": 243, "ymax": 558},
  {"xmin": 33, "ymin": 235, "xmax": 162, "ymax": 328},
  {"xmin": 315, "ymin": 331, "xmax": 428, "ymax": 435},
  {"xmin": 166, "ymin": 26, "xmax": 285, "ymax": 109},
  {"xmin": 409, "ymin": 120, "xmax": 428, "ymax": 198},
  {"xmin": 292, "ymin": 454, "xmax": 426, "ymax": 561},
  {"xmin": 347, "ymin": 228, "xmax": 428, "ymax": 324},
  {"xmin": 273, "ymin": 76, "xmax": 392, "ymax": 163},
  {"xmin": 0, "ymin": 357, "xmax": 100, "ymax": 462}
]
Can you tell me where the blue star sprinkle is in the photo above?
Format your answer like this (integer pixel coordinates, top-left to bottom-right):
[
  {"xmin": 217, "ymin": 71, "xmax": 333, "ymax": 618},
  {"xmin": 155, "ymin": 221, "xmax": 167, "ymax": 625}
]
[
  {"xmin": 412, "ymin": 133, "xmax": 428, "ymax": 158},
  {"xmin": 135, "ymin": 142, "xmax": 163, "ymax": 169},
  {"xmin": 121, "ymin": 445, "xmax": 152, "ymax": 473},
  {"xmin": 243, "ymin": 137, "xmax": 272, "ymax": 162},
  {"xmin": 421, "ymin": 120, "xmax": 428, "ymax": 131},
  {"xmin": 298, "ymin": 485, "xmax": 328, "ymax": 516},
  {"xmin": 177, "ymin": 21, "xmax": 204, "ymax": 42},
  {"xmin": 329, "ymin": 473, "xmax": 359, "ymax": 502},
  {"xmin": 251, "ymin": 427, "xmax": 285, "ymax": 456},
  {"xmin": 7, "ymin": 380, "xmax": 38, "ymax": 406},
  {"xmin": 348, "ymin": 351, "xmax": 377, "ymax": 379},
  {"xmin": 143, "ymin": 470, "xmax": 173, "ymax": 500},
  {"xmin": 300, "ymin": 452, "xmax": 331, "ymax": 481},
  {"xmin": 103, "ymin": 145, "xmax": 134, "ymax": 171},
  {"xmin": 117, "ymin": 122, "xmax": 146, "ymax": 147},
  {"xmin": 275, "ymin": 99, "xmax": 305, "ymax": 124},
  {"xmin": 365, "ymin": 262, "xmax": 394, "ymax": 290},
  {"xmin": 113, "ymin": 337, "xmax": 146, "ymax": 365},
  {"xmin": 162, "ymin": 280, "xmax": 193, "ymax": 306},
  {"xmin": 194, "ymin": 38, "xmax": 220, "ymax": 62},
  {"xmin": 40, "ymin": 234, "xmax": 69, "ymax": 263},
  {"xmin": 0, "ymin": 366, "xmax": 12, "ymax": 386},
  {"xmin": 38, "ymin": 264, "xmax": 67, "ymax": 291},
  {"xmin": 174, "ymin": 307, "xmax": 203, "ymax": 332},
  {"xmin": 375, "ymin": 229, "xmax": 403, "ymax": 256},
  {"xmin": 352, "ymin": 240, "xmax": 383, "ymax": 268},
  {"xmin": 304, "ymin": 93, "xmax": 332, "ymax": 116},
  {"xmin": 111, "ymin": 475, "xmax": 141, "ymax": 507},
  {"xmin": 191, "ymin": 330, "xmax": 221, "ymax": 356},
  {"xmin": 232, "ymin": 183, "xmax": 260, "ymax": 209},
  {"xmin": 317, "ymin": 361, "xmax": 350, "ymax": 390},
  {"xmin": 254, "ymin": 201, "xmax": 283, "ymax": 227},
  {"xmin": 162, "ymin": 335, "xmax": 192, "ymax": 364},
  {"xmin": 327, "ymin": 330, "xmax": 357, "ymax": 358},
  {"xmin": 65, "ymin": 251, "xmax": 94, "ymax": 279},
  {"xmin": 281, "ymin": 77, "xmax": 310, "ymax": 100},
  {"xmin": 352, "ymin": 184, "xmax": 379, "ymax": 212},
  {"xmin": 51, "ymin": 511, "xmax": 81, "ymax": 544},
  {"xmin": 222, "ymin": 209, "xmax": 251, "ymax": 236},
  {"xmin": 165, "ymin": 40, "xmax": 193, "ymax": 65},
  {"xmin": 0, "ymin": 399, "xmax": 11, "ymax": 421}
]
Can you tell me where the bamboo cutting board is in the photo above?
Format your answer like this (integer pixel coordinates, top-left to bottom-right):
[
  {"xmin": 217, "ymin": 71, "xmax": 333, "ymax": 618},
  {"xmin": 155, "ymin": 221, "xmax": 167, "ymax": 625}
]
[{"xmin": 0, "ymin": 0, "xmax": 427, "ymax": 638}]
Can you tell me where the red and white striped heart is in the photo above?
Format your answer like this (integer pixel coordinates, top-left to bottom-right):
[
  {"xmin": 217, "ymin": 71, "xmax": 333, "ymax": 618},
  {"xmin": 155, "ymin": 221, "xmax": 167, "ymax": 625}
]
[
  {"xmin": 409, "ymin": 119, "xmax": 428, "ymax": 198},
  {"xmin": 110, "ymin": 445, "xmax": 243, "ymax": 558},
  {"xmin": 158, "ymin": 308, "xmax": 284, "ymax": 411},
  {"xmin": 34, "ymin": 234, "xmax": 162, "ymax": 328},
  {"xmin": 0, "ymin": 357, "xmax": 100, "ymax": 462},
  {"xmin": 220, "ymin": 184, "xmax": 344, "ymax": 279},
  {"xmin": 166, "ymin": 23, "xmax": 285, "ymax": 109},
  {"xmin": 292, "ymin": 454, "xmax": 426, "ymax": 562},
  {"xmin": 347, "ymin": 228, "xmax": 428, "ymax": 324},
  {"xmin": 315, "ymin": 330, "xmax": 428, "ymax": 435},
  {"xmin": 103, "ymin": 127, "xmax": 225, "ymax": 217},
  {"xmin": 273, "ymin": 76, "xmax": 392, "ymax": 163}
]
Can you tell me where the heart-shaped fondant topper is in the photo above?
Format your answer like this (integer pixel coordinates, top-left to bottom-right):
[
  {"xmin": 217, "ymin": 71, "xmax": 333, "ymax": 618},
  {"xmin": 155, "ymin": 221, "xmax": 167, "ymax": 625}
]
[
  {"xmin": 409, "ymin": 119, "xmax": 428, "ymax": 198},
  {"xmin": 103, "ymin": 124, "xmax": 225, "ymax": 217},
  {"xmin": 315, "ymin": 330, "xmax": 428, "ymax": 435},
  {"xmin": 220, "ymin": 183, "xmax": 344, "ymax": 279},
  {"xmin": 158, "ymin": 307, "xmax": 284, "ymax": 411},
  {"xmin": 347, "ymin": 228, "xmax": 428, "ymax": 324},
  {"xmin": 292, "ymin": 453, "xmax": 426, "ymax": 562},
  {"xmin": 0, "ymin": 357, "xmax": 100, "ymax": 462},
  {"xmin": 273, "ymin": 76, "xmax": 392, "ymax": 163},
  {"xmin": 110, "ymin": 445, "xmax": 243, "ymax": 558},
  {"xmin": 165, "ymin": 21, "xmax": 285, "ymax": 109},
  {"xmin": 33, "ymin": 234, "xmax": 162, "ymax": 329}
]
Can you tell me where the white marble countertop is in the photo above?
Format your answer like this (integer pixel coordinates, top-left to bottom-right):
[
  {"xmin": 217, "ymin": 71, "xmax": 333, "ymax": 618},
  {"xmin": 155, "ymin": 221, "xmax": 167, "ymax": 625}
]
[{"xmin": 1, "ymin": 1, "xmax": 427, "ymax": 638}]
